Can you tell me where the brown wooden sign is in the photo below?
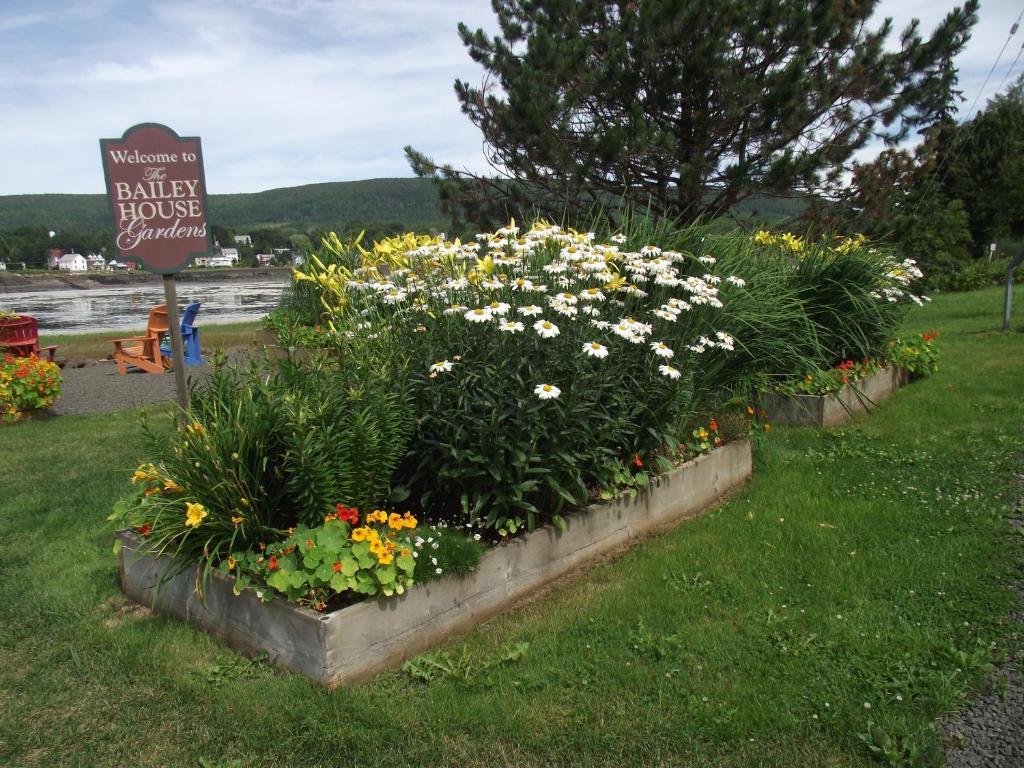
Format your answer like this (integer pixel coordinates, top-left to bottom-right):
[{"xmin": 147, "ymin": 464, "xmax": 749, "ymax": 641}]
[{"xmin": 99, "ymin": 123, "xmax": 212, "ymax": 274}]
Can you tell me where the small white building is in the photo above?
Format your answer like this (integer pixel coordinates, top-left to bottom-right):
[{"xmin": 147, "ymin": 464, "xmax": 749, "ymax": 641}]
[
  {"xmin": 86, "ymin": 253, "xmax": 106, "ymax": 270},
  {"xmin": 209, "ymin": 247, "xmax": 239, "ymax": 268},
  {"xmin": 0, "ymin": 262, "xmax": 6, "ymax": 271},
  {"xmin": 255, "ymin": 253, "xmax": 274, "ymax": 266},
  {"xmin": 233, "ymin": 234, "xmax": 252, "ymax": 247},
  {"xmin": 58, "ymin": 253, "xmax": 88, "ymax": 272}
]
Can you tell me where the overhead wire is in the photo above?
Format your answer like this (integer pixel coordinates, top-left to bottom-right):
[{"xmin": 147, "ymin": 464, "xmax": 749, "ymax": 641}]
[{"xmin": 910, "ymin": 5, "xmax": 1024, "ymax": 218}]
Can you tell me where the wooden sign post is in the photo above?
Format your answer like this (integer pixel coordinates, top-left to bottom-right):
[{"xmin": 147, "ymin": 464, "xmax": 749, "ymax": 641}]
[{"xmin": 99, "ymin": 124, "xmax": 213, "ymax": 415}]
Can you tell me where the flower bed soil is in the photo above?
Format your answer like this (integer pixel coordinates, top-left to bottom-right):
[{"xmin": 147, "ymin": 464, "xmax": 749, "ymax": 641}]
[
  {"xmin": 759, "ymin": 366, "xmax": 908, "ymax": 428},
  {"xmin": 119, "ymin": 440, "xmax": 751, "ymax": 687}
]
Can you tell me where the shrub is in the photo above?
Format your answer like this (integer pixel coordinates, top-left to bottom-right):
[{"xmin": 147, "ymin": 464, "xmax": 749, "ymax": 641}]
[
  {"xmin": 295, "ymin": 220, "xmax": 766, "ymax": 531},
  {"xmin": 928, "ymin": 261, "xmax": 991, "ymax": 292},
  {"xmin": 0, "ymin": 353, "xmax": 61, "ymax": 422}
]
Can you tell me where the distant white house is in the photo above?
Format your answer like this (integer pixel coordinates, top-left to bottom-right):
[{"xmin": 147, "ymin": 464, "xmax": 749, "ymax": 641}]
[
  {"xmin": 233, "ymin": 234, "xmax": 252, "ymax": 247},
  {"xmin": 58, "ymin": 253, "xmax": 88, "ymax": 272},
  {"xmin": 86, "ymin": 253, "xmax": 106, "ymax": 270},
  {"xmin": 292, "ymin": 253, "xmax": 305, "ymax": 267},
  {"xmin": 0, "ymin": 261, "xmax": 6, "ymax": 271},
  {"xmin": 209, "ymin": 247, "xmax": 240, "ymax": 268},
  {"xmin": 255, "ymin": 253, "xmax": 274, "ymax": 267}
]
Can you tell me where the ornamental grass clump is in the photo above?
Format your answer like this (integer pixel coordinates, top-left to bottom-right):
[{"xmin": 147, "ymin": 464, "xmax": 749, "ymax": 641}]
[
  {"xmin": 295, "ymin": 219, "xmax": 757, "ymax": 532},
  {"xmin": 751, "ymin": 231, "xmax": 926, "ymax": 371}
]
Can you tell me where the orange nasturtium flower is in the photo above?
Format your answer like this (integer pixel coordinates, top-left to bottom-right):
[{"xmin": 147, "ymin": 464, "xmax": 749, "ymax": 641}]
[
  {"xmin": 388, "ymin": 512, "xmax": 405, "ymax": 530},
  {"xmin": 351, "ymin": 526, "xmax": 371, "ymax": 543}
]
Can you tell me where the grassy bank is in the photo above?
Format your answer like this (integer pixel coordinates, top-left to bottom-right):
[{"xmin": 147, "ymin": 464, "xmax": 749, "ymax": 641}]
[
  {"xmin": 40, "ymin": 320, "xmax": 265, "ymax": 361},
  {"xmin": 0, "ymin": 287, "xmax": 1020, "ymax": 767}
]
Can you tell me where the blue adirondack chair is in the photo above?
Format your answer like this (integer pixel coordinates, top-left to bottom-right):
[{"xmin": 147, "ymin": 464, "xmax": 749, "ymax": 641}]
[{"xmin": 160, "ymin": 302, "xmax": 204, "ymax": 365}]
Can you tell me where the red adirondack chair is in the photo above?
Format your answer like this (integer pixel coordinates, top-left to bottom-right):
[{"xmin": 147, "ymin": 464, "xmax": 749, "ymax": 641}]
[{"xmin": 0, "ymin": 315, "xmax": 58, "ymax": 362}]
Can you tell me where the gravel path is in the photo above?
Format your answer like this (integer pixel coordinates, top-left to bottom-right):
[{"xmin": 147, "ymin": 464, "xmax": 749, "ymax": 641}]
[
  {"xmin": 53, "ymin": 361, "xmax": 210, "ymax": 416},
  {"xmin": 943, "ymin": 652, "xmax": 1024, "ymax": 767}
]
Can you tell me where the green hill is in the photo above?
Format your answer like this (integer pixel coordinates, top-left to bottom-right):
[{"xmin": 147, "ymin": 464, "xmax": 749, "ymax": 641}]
[
  {"xmin": 0, "ymin": 178, "xmax": 445, "ymax": 231},
  {"xmin": 0, "ymin": 177, "xmax": 805, "ymax": 233}
]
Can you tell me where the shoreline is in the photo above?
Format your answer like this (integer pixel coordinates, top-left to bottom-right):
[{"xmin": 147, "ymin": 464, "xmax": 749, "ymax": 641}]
[{"xmin": 0, "ymin": 265, "xmax": 293, "ymax": 294}]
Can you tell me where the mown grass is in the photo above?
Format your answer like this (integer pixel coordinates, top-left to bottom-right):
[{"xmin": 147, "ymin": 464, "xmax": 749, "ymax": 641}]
[
  {"xmin": 0, "ymin": 287, "xmax": 1021, "ymax": 767},
  {"xmin": 39, "ymin": 320, "xmax": 265, "ymax": 361}
]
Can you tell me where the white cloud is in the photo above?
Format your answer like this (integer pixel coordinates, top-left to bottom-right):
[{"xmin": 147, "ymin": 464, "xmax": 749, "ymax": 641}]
[{"xmin": 0, "ymin": 0, "xmax": 1019, "ymax": 195}]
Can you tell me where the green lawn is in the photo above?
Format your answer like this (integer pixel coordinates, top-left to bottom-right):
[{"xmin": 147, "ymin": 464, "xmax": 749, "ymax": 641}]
[{"xmin": 0, "ymin": 287, "xmax": 1021, "ymax": 767}]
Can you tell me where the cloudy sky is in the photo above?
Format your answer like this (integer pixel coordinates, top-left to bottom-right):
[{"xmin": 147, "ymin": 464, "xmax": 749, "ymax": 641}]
[{"xmin": 1, "ymin": 0, "xmax": 1022, "ymax": 196}]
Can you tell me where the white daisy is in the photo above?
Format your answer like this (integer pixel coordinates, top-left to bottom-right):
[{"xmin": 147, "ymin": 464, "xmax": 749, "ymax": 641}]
[
  {"xmin": 444, "ymin": 304, "xmax": 469, "ymax": 316},
  {"xmin": 486, "ymin": 302, "xmax": 511, "ymax": 316},
  {"xmin": 726, "ymin": 275, "xmax": 746, "ymax": 287},
  {"xmin": 579, "ymin": 288, "xmax": 606, "ymax": 302},
  {"xmin": 582, "ymin": 342, "xmax": 609, "ymax": 359},
  {"xmin": 498, "ymin": 321, "xmax": 525, "ymax": 334},
  {"xmin": 650, "ymin": 341, "xmax": 675, "ymax": 358},
  {"xmin": 517, "ymin": 305, "xmax": 544, "ymax": 316},
  {"xmin": 653, "ymin": 309, "xmax": 677, "ymax": 322},
  {"xmin": 610, "ymin": 233, "xmax": 627, "ymax": 244},
  {"xmin": 533, "ymin": 319, "xmax": 560, "ymax": 338},
  {"xmin": 698, "ymin": 255, "xmax": 717, "ymax": 265},
  {"xmin": 429, "ymin": 360, "xmax": 454, "ymax": 377},
  {"xmin": 534, "ymin": 383, "xmax": 561, "ymax": 400},
  {"xmin": 658, "ymin": 364, "xmax": 682, "ymax": 380},
  {"xmin": 511, "ymin": 277, "xmax": 535, "ymax": 291},
  {"xmin": 464, "ymin": 307, "xmax": 492, "ymax": 323}
]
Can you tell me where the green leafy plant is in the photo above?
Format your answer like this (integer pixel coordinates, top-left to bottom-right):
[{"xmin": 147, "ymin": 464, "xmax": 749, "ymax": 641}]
[
  {"xmin": 887, "ymin": 331, "xmax": 940, "ymax": 375},
  {"xmin": 857, "ymin": 722, "xmax": 942, "ymax": 767},
  {"xmin": 228, "ymin": 511, "xmax": 419, "ymax": 608},
  {"xmin": 402, "ymin": 641, "xmax": 529, "ymax": 684}
]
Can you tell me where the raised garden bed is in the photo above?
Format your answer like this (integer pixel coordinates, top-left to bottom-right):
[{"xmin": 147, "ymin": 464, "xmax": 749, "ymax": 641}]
[
  {"xmin": 118, "ymin": 439, "xmax": 752, "ymax": 687},
  {"xmin": 760, "ymin": 365, "xmax": 909, "ymax": 428}
]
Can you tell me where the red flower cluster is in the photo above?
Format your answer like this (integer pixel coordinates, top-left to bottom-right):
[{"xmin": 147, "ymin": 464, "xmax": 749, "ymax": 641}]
[
  {"xmin": 922, "ymin": 330, "xmax": 940, "ymax": 342},
  {"xmin": 326, "ymin": 503, "xmax": 360, "ymax": 525}
]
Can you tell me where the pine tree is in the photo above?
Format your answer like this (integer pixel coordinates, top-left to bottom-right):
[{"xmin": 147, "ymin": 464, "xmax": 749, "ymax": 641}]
[{"xmin": 406, "ymin": 0, "xmax": 978, "ymax": 229}]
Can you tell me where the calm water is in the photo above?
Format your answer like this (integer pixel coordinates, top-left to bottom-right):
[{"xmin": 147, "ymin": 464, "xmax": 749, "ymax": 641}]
[{"xmin": 2, "ymin": 279, "xmax": 289, "ymax": 334}]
